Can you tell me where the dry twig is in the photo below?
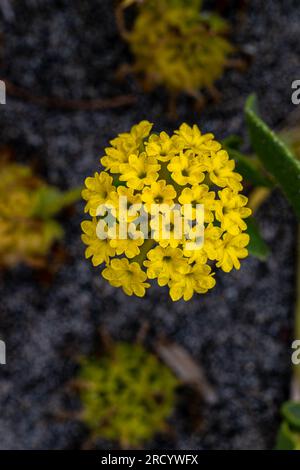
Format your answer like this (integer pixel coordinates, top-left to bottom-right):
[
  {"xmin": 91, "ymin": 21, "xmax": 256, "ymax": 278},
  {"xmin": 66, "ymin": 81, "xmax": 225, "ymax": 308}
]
[
  {"xmin": 4, "ymin": 79, "xmax": 136, "ymax": 110},
  {"xmin": 155, "ymin": 339, "xmax": 218, "ymax": 404}
]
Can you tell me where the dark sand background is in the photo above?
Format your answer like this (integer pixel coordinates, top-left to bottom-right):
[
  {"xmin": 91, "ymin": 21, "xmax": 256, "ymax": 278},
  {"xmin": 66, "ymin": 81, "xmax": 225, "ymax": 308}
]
[{"xmin": 0, "ymin": 0, "xmax": 299, "ymax": 449}]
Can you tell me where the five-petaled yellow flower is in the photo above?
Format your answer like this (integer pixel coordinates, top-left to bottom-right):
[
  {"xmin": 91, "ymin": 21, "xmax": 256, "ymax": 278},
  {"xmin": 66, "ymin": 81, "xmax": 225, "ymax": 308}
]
[
  {"xmin": 119, "ymin": 153, "xmax": 160, "ymax": 190},
  {"xmin": 82, "ymin": 121, "xmax": 251, "ymax": 301},
  {"xmin": 144, "ymin": 246, "xmax": 189, "ymax": 287},
  {"xmin": 142, "ymin": 180, "xmax": 177, "ymax": 212},
  {"xmin": 102, "ymin": 258, "xmax": 150, "ymax": 297}
]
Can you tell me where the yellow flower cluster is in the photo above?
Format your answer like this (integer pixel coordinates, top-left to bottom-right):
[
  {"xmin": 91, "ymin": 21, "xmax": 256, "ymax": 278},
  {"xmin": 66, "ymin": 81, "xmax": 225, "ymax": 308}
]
[
  {"xmin": 82, "ymin": 121, "xmax": 251, "ymax": 301},
  {"xmin": 121, "ymin": 0, "xmax": 233, "ymax": 96},
  {"xmin": 0, "ymin": 161, "xmax": 63, "ymax": 268}
]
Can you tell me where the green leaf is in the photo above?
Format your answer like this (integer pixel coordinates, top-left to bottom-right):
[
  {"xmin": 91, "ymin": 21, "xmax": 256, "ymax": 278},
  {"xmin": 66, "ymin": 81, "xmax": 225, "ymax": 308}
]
[
  {"xmin": 245, "ymin": 94, "xmax": 300, "ymax": 219},
  {"xmin": 246, "ymin": 217, "xmax": 270, "ymax": 261},
  {"xmin": 276, "ymin": 422, "xmax": 299, "ymax": 450},
  {"xmin": 222, "ymin": 135, "xmax": 243, "ymax": 150},
  {"xmin": 282, "ymin": 401, "xmax": 300, "ymax": 430},
  {"xmin": 43, "ymin": 219, "xmax": 64, "ymax": 244},
  {"xmin": 225, "ymin": 147, "xmax": 272, "ymax": 188},
  {"xmin": 280, "ymin": 127, "xmax": 300, "ymax": 162},
  {"xmin": 33, "ymin": 186, "xmax": 82, "ymax": 219}
]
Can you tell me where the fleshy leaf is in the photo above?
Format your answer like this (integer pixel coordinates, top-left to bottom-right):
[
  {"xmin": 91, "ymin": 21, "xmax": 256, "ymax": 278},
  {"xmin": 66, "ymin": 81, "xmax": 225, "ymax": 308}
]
[
  {"xmin": 245, "ymin": 94, "xmax": 300, "ymax": 219},
  {"xmin": 225, "ymin": 146, "xmax": 272, "ymax": 187},
  {"xmin": 222, "ymin": 135, "xmax": 243, "ymax": 150},
  {"xmin": 246, "ymin": 217, "xmax": 270, "ymax": 261},
  {"xmin": 276, "ymin": 422, "xmax": 299, "ymax": 450},
  {"xmin": 281, "ymin": 401, "xmax": 300, "ymax": 430}
]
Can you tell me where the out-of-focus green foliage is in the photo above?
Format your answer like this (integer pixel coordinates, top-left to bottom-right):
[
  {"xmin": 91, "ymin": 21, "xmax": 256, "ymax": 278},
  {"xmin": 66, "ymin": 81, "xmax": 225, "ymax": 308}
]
[
  {"xmin": 281, "ymin": 126, "xmax": 300, "ymax": 162},
  {"xmin": 0, "ymin": 157, "xmax": 80, "ymax": 268},
  {"xmin": 222, "ymin": 95, "xmax": 300, "ymax": 261},
  {"xmin": 223, "ymin": 146, "xmax": 272, "ymax": 188},
  {"xmin": 246, "ymin": 217, "xmax": 270, "ymax": 261},
  {"xmin": 78, "ymin": 342, "xmax": 179, "ymax": 448},
  {"xmin": 124, "ymin": 0, "xmax": 233, "ymax": 96},
  {"xmin": 276, "ymin": 402, "xmax": 300, "ymax": 450},
  {"xmin": 245, "ymin": 94, "xmax": 300, "ymax": 220}
]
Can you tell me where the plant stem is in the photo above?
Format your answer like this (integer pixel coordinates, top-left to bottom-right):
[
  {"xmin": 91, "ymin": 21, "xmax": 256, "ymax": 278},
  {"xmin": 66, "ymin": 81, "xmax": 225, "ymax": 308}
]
[
  {"xmin": 291, "ymin": 224, "xmax": 300, "ymax": 401},
  {"xmin": 248, "ymin": 186, "xmax": 271, "ymax": 214},
  {"xmin": 5, "ymin": 79, "xmax": 135, "ymax": 110},
  {"xmin": 62, "ymin": 186, "xmax": 83, "ymax": 205}
]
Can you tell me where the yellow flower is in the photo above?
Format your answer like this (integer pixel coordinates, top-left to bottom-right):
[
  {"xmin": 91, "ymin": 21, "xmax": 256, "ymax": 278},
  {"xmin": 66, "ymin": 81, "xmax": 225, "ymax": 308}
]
[
  {"xmin": 182, "ymin": 245, "xmax": 207, "ymax": 265},
  {"xmin": 141, "ymin": 180, "xmax": 177, "ymax": 211},
  {"xmin": 102, "ymin": 258, "xmax": 150, "ymax": 297},
  {"xmin": 169, "ymin": 263, "xmax": 216, "ymax": 301},
  {"xmin": 178, "ymin": 184, "xmax": 215, "ymax": 222},
  {"xmin": 120, "ymin": 153, "xmax": 160, "ymax": 190},
  {"xmin": 101, "ymin": 121, "xmax": 153, "ymax": 173},
  {"xmin": 145, "ymin": 132, "xmax": 178, "ymax": 162},
  {"xmin": 205, "ymin": 149, "xmax": 243, "ymax": 192},
  {"xmin": 144, "ymin": 246, "xmax": 189, "ymax": 286},
  {"xmin": 109, "ymin": 224, "xmax": 144, "ymax": 258},
  {"xmin": 101, "ymin": 138, "xmax": 135, "ymax": 174},
  {"xmin": 183, "ymin": 223, "xmax": 222, "ymax": 264},
  {"xmin": 202, "ymin": 224, "xmax": 223, "ymax": 260},
  {"xmin": 81, "ymin": 219, "xmax": 115, "ymax": 266},
  {"xmin": 107, "ymin": 186, "xmax": 142, "ymax": 222},
  {"xmin": 82, "ymin": 172, "xmax": 116, "ymax": 216},
  {"xmin": 129, "ymin": 120, "xmax": 153, "ymax": 142},
  {"xmin": 150, "ymin": 209, "xmax": 184, "ymax": 248},
  {"xmin": 174, "ymin": 123, "xmax": 221, "ymax": 155},
  {"xmin": 101, "ymin": 146, "xmax": 130, "ymax": 174},
  {"xmin": 215, "ymin": 188, "xmax": 252, "ymax": 235},
  {"xmin": 216, "ymin": 232, "xmax": 250, "ymax": 272},
  {"xmin": 167, "ymin": 150, "xmax": 205, "ymax": 185}
]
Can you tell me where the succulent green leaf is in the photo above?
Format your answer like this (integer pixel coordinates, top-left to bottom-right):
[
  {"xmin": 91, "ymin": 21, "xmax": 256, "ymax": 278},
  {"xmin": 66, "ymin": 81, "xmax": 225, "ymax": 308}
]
[
  {"xmin": 222, "ymin": 135, "xmax": 243, "ymax": 150},
  {"xmin": 225, "ymin": 147, "xmax": 272, "ymax": 188},
  {"xmin": 281, "ymin": 401, "xmax": 300, "ymax": 430},
  {"xmin": 246, "ymin": 217, "xmax": 270, "ymax": 261},
  {"xmin": 276, "ymin": 422, "xmax": 299, "ymax": 450},
  {"xmin": 245, "ymin": 94, "xmax": 300, "ymax": 219}
]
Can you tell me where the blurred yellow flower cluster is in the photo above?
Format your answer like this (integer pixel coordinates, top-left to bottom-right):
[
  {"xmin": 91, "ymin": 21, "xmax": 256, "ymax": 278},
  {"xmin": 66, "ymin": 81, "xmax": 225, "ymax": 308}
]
[
  {"xmin": 0, "ymin": 163, "xmax": 62, "ymax": 267},
  {"xmin": 0, "ymin": 157, "xmax": 79, "ymax": 268},
  {"xmin": 82, "ymin": 121, "xmax": 251, "ymax": 301},
  {"xmin": 121, "ymin": 0, "xmax": 233, "ymax": 97}
]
